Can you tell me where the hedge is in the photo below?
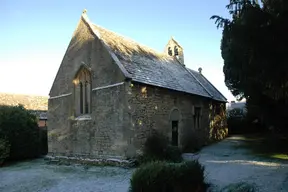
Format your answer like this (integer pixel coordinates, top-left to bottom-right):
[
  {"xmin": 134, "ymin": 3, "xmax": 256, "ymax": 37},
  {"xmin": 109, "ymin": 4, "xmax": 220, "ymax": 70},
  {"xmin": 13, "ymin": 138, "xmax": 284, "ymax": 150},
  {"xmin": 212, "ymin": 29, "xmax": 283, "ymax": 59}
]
[
  {"xmin": 129, "ymin": 160, "xmax": 209, "ymax": 192},
  {"xmin": 136, "ymin": 131, "xmax": 183, "ymax": 165},
  {"xmin": 0, "ymin": 105, "xmax": 46, "ymax": 164}
]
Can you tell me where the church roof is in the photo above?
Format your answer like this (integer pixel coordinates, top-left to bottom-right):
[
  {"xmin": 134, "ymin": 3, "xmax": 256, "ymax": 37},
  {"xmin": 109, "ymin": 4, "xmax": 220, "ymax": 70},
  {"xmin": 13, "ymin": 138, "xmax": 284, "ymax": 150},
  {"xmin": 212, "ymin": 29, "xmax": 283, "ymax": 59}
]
[{"xmin": 82, "ymin": 12, "xmax": 227, "ymax": 102}]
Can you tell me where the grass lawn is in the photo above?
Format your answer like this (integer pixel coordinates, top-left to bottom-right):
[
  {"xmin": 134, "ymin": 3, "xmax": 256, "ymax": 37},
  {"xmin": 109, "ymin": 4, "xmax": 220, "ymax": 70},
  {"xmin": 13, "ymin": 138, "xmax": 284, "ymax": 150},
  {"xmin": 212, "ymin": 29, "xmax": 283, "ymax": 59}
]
[{"xmin": 235, "ymin": 133, "xmax": 288, "ymax": 160}]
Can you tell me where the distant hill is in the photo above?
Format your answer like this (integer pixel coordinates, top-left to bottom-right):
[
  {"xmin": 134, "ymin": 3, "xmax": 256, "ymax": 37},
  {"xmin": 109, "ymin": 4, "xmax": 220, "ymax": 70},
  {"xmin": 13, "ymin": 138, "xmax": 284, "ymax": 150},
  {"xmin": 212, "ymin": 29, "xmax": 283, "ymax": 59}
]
[{"xmin": 0, "ymin": 93, "xmax": 48, "ymax": 111}]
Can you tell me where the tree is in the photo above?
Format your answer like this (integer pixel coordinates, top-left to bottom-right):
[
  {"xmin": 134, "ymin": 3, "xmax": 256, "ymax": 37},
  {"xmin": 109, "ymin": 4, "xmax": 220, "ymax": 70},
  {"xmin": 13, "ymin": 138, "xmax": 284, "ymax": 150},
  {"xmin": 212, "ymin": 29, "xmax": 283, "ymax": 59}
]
[
  {"xmin": 0, "ymin": 105, "xmax": 41, "ymax": 162},
  {"xmin": 211, "ymin": 0, "xmax": 288, "ymax": 131}
]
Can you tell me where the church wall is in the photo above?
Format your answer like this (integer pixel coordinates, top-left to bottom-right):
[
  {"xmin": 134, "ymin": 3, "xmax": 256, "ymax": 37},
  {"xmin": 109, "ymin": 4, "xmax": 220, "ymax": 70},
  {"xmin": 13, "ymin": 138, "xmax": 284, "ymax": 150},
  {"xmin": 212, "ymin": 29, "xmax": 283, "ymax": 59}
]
[
  {"xmin": 48, "ymin": 17, "xmax": 129, "ymax": 159},
  {"xmin": 125, "ymin": 82, "xmax": 223, "ymax": 156},
  {"xmin": 48, "ymin": 14, "xmax": 227, "ymax": 160}
]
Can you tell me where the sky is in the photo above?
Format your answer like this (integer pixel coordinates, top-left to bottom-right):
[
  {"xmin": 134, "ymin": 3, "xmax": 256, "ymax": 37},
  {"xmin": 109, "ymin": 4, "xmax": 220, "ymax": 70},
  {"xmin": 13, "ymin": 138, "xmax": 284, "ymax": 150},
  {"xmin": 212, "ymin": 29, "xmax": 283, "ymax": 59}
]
[{"xmin": 0, "ymin": 0, "xmax": 237, "ymax": 101}]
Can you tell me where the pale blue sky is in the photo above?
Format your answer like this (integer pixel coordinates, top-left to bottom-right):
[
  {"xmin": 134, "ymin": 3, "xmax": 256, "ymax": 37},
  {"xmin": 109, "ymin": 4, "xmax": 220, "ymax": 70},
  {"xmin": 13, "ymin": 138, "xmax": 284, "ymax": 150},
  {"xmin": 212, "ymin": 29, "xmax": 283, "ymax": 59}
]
[{"xmin": 0, "ymin": 0, "xmax": 235, "ymax": 101}]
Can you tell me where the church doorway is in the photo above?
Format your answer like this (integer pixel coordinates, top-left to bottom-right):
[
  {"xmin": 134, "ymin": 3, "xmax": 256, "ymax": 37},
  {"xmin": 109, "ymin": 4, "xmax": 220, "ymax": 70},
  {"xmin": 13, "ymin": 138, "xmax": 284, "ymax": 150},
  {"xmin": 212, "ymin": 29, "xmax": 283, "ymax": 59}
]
[
  {"xmin": 171, "ymin": 120, "xmax": 179, "ymax": 146},
  {"xmin": 170, "ymin": 108, "xmax": 180, "ymax": 146}
]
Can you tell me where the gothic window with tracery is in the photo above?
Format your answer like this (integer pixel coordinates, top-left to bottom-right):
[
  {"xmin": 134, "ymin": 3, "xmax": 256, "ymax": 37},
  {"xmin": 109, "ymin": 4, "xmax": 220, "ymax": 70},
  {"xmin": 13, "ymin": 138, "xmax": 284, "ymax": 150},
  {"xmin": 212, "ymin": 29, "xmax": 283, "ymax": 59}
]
[{"xmin": 73, "ymin": 67, "xmax": 91, "ymax": 116}]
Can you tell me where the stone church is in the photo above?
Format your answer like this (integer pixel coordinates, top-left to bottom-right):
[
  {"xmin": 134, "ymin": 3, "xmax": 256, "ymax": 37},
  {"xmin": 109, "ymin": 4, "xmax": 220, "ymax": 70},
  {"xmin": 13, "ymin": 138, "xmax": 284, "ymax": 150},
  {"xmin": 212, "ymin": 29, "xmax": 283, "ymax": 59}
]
[{"xmin": 48, "ymin": 10, "xmax": 227, "ymax": 159}]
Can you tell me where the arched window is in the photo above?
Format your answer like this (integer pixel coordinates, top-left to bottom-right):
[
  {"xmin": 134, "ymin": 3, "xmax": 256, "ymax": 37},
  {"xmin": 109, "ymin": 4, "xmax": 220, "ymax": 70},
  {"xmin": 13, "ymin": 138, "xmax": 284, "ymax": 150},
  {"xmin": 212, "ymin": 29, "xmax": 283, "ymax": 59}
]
[
  {"xmin": 85, "ymin": 81, "xmax": 89, "ymax": 114},
  {"xmin": 168, "ymin": 47, "xmax": 172, "ymax": 56},
  {"xmin": 174, "ymin": 46, "xmax": 179, "ymax": 56},
  {"xmin": 79, "ymin": 82, "xmax": 83, "ymax": 114},
  {"xmin": 73, "ymin": 67, "xmax": 91, "ymax": 116}
]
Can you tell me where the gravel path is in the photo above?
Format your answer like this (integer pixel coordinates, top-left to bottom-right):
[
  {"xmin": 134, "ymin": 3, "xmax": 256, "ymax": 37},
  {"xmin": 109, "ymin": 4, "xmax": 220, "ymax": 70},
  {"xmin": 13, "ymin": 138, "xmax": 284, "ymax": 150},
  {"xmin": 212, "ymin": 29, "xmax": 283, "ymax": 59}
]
[
  {"xmin": 189, "ymin": 136, "xmax": 288, "ymax": 191},
  {"xmin": 1, "ymin": 136, "xmax": 287, "ymax": 192},
  {"xmin": 0, "ymin": 159, "xmax": 133, "ymax": 192}
]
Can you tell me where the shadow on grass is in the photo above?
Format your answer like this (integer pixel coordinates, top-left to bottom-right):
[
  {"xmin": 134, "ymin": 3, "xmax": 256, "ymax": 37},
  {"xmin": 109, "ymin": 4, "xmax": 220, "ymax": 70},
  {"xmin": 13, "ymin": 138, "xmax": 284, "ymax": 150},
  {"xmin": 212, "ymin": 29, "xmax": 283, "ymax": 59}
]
[{"xmin": 233, "ymin": 134, "xmax": 288, "ymax": 161}]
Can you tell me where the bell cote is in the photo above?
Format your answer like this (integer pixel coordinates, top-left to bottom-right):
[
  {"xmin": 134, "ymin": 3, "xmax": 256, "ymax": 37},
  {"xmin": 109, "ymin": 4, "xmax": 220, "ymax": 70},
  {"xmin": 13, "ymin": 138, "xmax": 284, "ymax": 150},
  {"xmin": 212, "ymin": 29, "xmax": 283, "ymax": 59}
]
[{"xmin": 164, "ymin": 37, "xmax": 184, "ymax": 65}]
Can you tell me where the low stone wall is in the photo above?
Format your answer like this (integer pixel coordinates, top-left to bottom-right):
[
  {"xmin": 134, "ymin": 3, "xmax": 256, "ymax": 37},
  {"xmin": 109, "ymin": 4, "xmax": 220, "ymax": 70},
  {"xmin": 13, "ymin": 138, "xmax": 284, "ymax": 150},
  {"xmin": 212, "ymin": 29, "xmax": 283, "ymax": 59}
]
[
  {"xmin": 44, "ymin": 155, "xmax": 136, "ymax": 168},
  {"xmin": 44, "ymin": 153, "xmax": 200, "ymax": 168},
  {"xmin": 182, "ymin": 153, "xmax": 200, "ymax": 161}
]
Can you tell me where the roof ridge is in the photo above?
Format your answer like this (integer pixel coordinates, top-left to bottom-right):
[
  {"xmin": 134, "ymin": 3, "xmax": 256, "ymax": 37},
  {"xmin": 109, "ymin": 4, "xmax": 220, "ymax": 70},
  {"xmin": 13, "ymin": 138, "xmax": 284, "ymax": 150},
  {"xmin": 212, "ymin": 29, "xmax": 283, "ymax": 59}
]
[
  {"xmin": 172, "ymin": 60, "xmax": 213, "ymax": 98},
  {"xmin": 186, "ymin": 68, "xmax": 228, "ymax": 102},
  {"xmin": 81, "ymin": 10, "xmax": 177, "ymax": 60},
  {"xmin": 198, "ymin": 73, "xmax": 228, "ymax": 101},
  {"xmin": 183, "ymin": 66, "xmax": 214, "ymax": 98},
  {"xmin": 91, "ymin": 23, "xmax": 171, "ymax": 59},
  {"xmin": 81, "ymin": 12, "xmax": 132, "ymax": 79},
  {"xmin": 93, "ymin": 24, "xmax": 163, "ymax": 54},
  {"xmin": 186, "ymin": 67, "xmax": 198, "ymax": 73},
  {"xmin": 81, "ymin": 11, "xmax": 181, "ymax": 63}
]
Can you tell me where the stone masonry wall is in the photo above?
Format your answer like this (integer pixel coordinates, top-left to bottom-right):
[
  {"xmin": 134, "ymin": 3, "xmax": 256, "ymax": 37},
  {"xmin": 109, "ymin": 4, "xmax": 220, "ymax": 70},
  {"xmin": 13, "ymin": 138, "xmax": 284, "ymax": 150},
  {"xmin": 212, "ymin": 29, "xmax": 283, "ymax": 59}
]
[
  {"xmin": 126, "ymin": 82, "xmax": 216, "ymax": 155},
  {"xmin": 49, "ymin": 19, "xmax": 93, "ymax": 97},
  {"xmin": 48, "ymin": 95, "xmax": 72, "ymax": 155},
  {"xmin": 48, "ymin": 16, "xmax": 226, "ymax": 159},
  {"xmin": 67, "ymin": 83, "xmax": 128, "ymax": 158},
  {"xmin": 48, "ymin": 17, "xmax": 128, "ymax": 159},
  {"xmin": 48, "ymin": 83, "xmax": 129, "ymax": 158}
]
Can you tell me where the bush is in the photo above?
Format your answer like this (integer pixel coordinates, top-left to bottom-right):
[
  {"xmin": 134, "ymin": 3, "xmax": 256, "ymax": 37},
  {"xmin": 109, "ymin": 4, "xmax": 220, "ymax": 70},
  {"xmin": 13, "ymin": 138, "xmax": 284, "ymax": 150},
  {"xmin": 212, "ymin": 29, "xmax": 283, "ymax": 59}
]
[
  {"xmin": 181, "ymin": 130, "xmax": 206, "ymax": 153},
  {"xmin": 210, "ymin": 114, "xmax": 228, "ymax": 141},
  {"xmin": 227, "ymin": 108, "xmax": 263, "ymax": 134},
  {"xmin": 0, "ymin": 105, "xmax": 41, "ymax": 162},
  {"xmin": 164, "ymin": 145, "xmax": 183, "ymax": 162},
  {"xmin": 143, "ymin": 131, "xmax": 169, "ymax": 158},
  {"xmin": 137, "ymin": 131, "xmax": 183, "ymax": 164},
  {"xmin": 39, "ymin": 128, "xmax": 48, "ymax": 155},
  {"xmin": 227, "ymin": 109, "xmax": 246, "ymax": 134},
  {"xmin": 129, "ymin": 160, "xmax": 209, "ymax": 192},
  {"xmin": 0, "ymin": 138, "xmax": 10, "ymax": 165}
]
